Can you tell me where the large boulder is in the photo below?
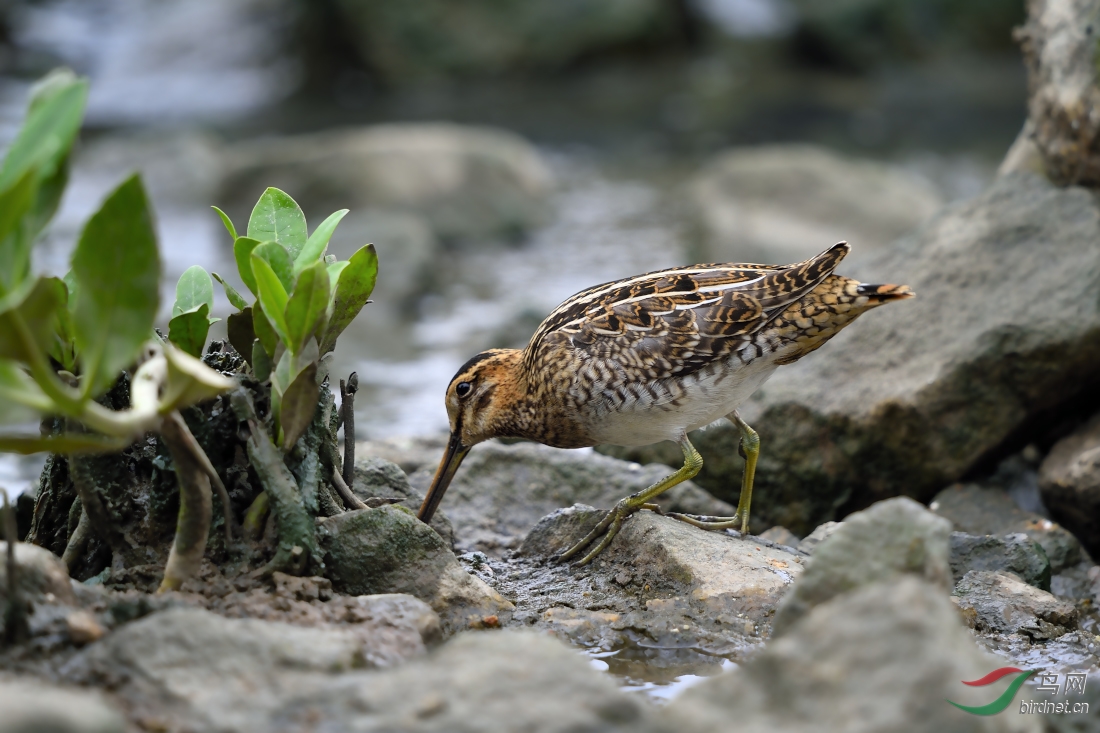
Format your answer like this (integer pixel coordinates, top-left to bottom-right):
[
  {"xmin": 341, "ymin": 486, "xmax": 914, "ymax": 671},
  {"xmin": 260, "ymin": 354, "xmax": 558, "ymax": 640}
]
[
  {"xmin": 220, "ymin": 123, "xmax": 553, "ymax": 242},
  {"xmin": 949, "ymin": 531, "xmax": 1052, "ymax": 590},
  {"xmin": 1039, "ymin": 412, "xmax": 1100, "ymax": 558},
  {"xmin": 687, "ymin": 144, "xmax": 942, "ymax": 265},
  {"xmin": 327, "ymin": 0, "xmax": 687, "ymax": 81},
  {"xmin": 662, "ymin": 577, "xmax": 1041, "ymax": 733},
  {"xmin": 407, "ymin": 440, "xmax": 736, "ymax": 555},
  {"xmin": 316, "ymin": 505, "xmax": 513, "ymax": 634},
  {"xmin": 772, "ymin": 497, "xmax": 951, "ymax": 633},
  {"xmin": 605, "ymin": 173, "xmax": 1100, "ymax": 535}
]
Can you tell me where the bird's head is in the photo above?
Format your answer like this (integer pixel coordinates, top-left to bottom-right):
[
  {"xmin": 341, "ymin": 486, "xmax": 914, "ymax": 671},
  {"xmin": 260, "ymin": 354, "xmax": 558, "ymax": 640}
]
[{"xmin": 418, "ymin": 349, "xmax": 523, "ymax": 523}]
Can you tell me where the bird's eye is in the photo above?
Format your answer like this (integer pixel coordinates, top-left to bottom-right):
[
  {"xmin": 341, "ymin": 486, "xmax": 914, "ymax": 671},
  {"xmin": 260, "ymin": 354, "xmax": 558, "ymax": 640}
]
[{"xmin": 455, "ymin": 381, "xmax": 472, "ymax": 398}]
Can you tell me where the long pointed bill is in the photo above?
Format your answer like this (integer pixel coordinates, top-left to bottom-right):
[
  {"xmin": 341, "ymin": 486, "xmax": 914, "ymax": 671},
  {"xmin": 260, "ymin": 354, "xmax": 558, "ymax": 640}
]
[{"xmin": 418, "ymin": 432, "xmax": 469, "ymax": 523}]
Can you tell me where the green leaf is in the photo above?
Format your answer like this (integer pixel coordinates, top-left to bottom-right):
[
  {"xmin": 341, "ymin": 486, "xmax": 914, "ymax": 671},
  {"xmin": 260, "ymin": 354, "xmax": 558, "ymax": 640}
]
[
  {"xmin": 172, "ymin": 265, "xmax": 214, "ymax": 318},
  {"xmin": 211, "ymin": 206, "xmax": 237, "ymax": 241},
  {"xmin": 319, "ymin": 243, "xmax": 377, "ymax": 354},
  {"xmin": 226, "ymin": 308, "xmax": 255, "ymax": 364},
  {"xmin": 252, "ymin": 301, "xmax": 278, "ymax": 357},
  {"xmin": 0, "ymin": 72, "xmax": 87, "ymax": 193},
  {"xmin": 0, "ymin": 358, "xmax": 52, "ymax": 425},
  {"xmin": 251, "ymin": 339, "xmax": 271, "ymax": 381},
  {"xmin": 71, "ymin": 174, "xmax": 161, "ymax": 398},
  {"xmin": 284, "ymin": 261, "xmax": 330, "ymax": 354},
  {"xmin": 212, "ymin": 272, "xmax": 248, "ymax": 311},
  {"xmin": 252, "ymin": 241, "xmax": 293, "ymax": 293},
  {"xmin": 0, "ymin": 168, "xmax": 39, "ymax": 295},
  {"xmin": 233, "ymin": 236, "xmax": 261, "ymax": 296},
  {"xmin": 294, "ymin": 209, "xmax": 348, "ymax": 274},
  {"xmin": 49, "ymin": 277, "xmax": 76, "ymax": 371},
  {"xmin": 0, "ymin": 276, "xmax": 67, "ymax": 362},
  {"xmin": 246, "ymin": 188, "xmax": 307, "ymax": 259},
  {"xmin": 158, "ymin": 341, "xmax": 237, "ymax": 414},
  {"xmin": 0, "ymin": 433, "xmax": 131, "ymax": 455},
  {"xmin": 279, "ymin": 362, "xmax": 319, "ymax": 451},
  {"xmin": 168, "ymin": 303, "xmax": 211, "ymax": 358},
  {"xmin": 250, "ymin": 253, "xmax": 290, "ymax": 347}
]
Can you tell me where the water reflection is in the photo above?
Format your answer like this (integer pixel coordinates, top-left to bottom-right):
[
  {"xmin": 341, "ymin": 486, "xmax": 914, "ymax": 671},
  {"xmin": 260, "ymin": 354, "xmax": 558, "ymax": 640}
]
[{"xmin": 584, "ymin": 646, "xmax": 740, "ymax": 704}]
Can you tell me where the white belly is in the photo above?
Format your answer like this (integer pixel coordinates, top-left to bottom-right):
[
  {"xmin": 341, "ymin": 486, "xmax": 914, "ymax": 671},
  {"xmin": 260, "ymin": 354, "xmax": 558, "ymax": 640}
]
[{"xmin": 581, "ymin": 355, "xmax": 779, "ymax": 447}]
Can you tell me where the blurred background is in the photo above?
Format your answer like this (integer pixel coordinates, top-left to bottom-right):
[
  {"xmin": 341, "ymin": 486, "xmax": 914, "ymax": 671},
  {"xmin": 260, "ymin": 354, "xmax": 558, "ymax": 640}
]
[{"xmin": 0, "ymin": 0, "xmax": 1028, "ymax": 493}]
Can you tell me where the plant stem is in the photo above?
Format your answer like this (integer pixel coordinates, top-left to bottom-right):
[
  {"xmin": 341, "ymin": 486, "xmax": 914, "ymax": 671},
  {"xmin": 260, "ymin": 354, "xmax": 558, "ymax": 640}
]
[
  {"xmin": 230, "ymin": 389, "xmax": 319, "ymax": 576},
  {"xmin": 61, "ymin": 504, "xmax": 91, "ymax": 573},
  {"xmin": 157, "ymin": 411, "xmax": 213, "ymax": 592},
  {"xmin": 340, "ymin": 372, "xmax": 357, "ymax": 488},
  {"xmin": 2, "ymin": 488, "xmax": 29, "ymax": 645}
]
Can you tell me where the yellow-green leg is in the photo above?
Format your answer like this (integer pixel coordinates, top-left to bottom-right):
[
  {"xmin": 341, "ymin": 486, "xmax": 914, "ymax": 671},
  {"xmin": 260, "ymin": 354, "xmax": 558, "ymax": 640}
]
[
  {"xmin": 558, "ymin": 435, "xmax": 703, "ymax": 566},
  {"xmin": 667, "ymin": 411, "xmax": 759, "ymax": 535}
]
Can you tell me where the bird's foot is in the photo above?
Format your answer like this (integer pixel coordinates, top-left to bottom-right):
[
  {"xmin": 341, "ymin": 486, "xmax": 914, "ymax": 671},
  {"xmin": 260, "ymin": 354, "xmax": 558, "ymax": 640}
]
[
  {"xmin": 558, "ymin": 499, "xmax": 658, "ymax": 566},
  {"xmin": 666, "ymin": 511, "xmax": 749, "ymax": 536}
]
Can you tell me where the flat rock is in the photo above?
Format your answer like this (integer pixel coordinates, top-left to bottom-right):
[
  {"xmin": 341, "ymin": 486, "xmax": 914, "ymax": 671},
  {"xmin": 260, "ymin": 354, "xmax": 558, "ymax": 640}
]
[
  {"xmin": 664, "ymin": 577, "xmax": 1041, "ymax": 733},
  {"xmin": 62, "ymin": 603, "xmax": 438, "ymax": 732},
  {"xmin": 0, "ymin": 541, "xmax": 76, "ymax": 605},
  {"xmin": 950, "ymin": 531, "xmax": 1051, "ymax": 590},
  {"xmin": 357, "ymin": 435, "xmax": 448, "ymax": 476},
  {"xmin": 954, "ymin": 570, "xmax": 1079, "ymax": 640},
  {"xmin": 932, "ymin": 483, "xmax": 1083, "ymax": 572},
  {"xmin": 1040, "ymin": 411, "xmax": 1100, "ymax": 558},
  {"xmin": 0, "ymin": 679, "xmax": 126, "ymax": 733},
  {"xmin": 408, "ymin": 440, "xmax": 735, "ymax": 556},
  {"xmin": 772, "ymin": 497, "xmax": 951, "ymax": 634},
  {"xmin": 317, "ymin": 505, "xmax": 513, "ymax": 634},
  {"xmin": 688, "ymin": 144, "xmax": 942, "ymax": 265},
  {"xmin": 66, "ymin": 613, "xmax": 660, "ymax": 733},
  {"xmin": 220, "ymin": 123, "xmax": 553, "ymax": 242},
  {"xmin": 507, "ymin": 504, "xmax": 803, "ymax": 654},
  {"xmin": 604, "ymin": 173, "xmax": 1100, "ymax": 536}
]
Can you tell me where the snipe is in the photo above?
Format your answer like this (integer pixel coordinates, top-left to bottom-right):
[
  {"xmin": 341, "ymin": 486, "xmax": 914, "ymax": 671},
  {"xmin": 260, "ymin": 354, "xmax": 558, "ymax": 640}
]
[{"xmin": 418, "ymin": 242, "xmax": 913, "ymax": 564}]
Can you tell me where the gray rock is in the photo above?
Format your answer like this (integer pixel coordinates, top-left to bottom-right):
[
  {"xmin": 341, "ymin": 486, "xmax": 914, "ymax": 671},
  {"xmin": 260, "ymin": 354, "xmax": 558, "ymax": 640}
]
[
  {"xmin": 62, "ymin": 603, "xmax": 438, "ymax": 732},
  {"xmin": 408, "ymin": 440, "xmax": 735, "ymax": 555},
  {"xmin": 284, "ymin": 629, "xmax": 662, "ymax": 732},
  {"xmin": 1040, "ymin": 412, "xmax": 1100, "ymax": 558},
  {"xmin": 795, "ymin": 520, "xmax": 841, "ymax": 553},
  {"xmin": 0, "ymin": 679, "xmax": 126, "ymax": 733},
  {"xmin": 950, "ymin": 531, "xmax": 1051, "ymax": 590},
  {"xmin": 772, "ymin": 497, "xmax": 951, "ymax": 634},
  {"xmin": 352, "ymin": 456, "xmax": 455, "ymax": 547},
  {"xmin": 316, "ymin": 505, "xmax": 513, "ymax": 634},
  {"xmin": 513, "ymin": 505, "xmax": 803, "ymax": 652},
  {"xmin": 603, "ymin": 173, "xmax": 1100, "ymax": 536},
  {"xmin": 688, "ymin": 144, "xmax": 942, "ymax": 265},
  {"xmin": 66, "ymin": 610, "xmax": 658, "ymax": 733},
  {"xmin": 0, "ymin": 541, "xmax": 76, "ymax": 606},
  {"xmin": 664, "ymin": 577, "xmax": 1042, "ymax": 733},
  {"xmin": 932, "ymin": 483, "xmax": 1083, "ymax": 572},
  {"xmin": 1017, "ymin": 0, "xmax": 1100, "ymax": 185},
  {"xmin": 221, "ymin": 123, "xmax": 553, "ymax": 242},
  {"xmin": 953, "ymin": 570, "xmax": 1078, "ymax": 639},
  {"xmin": 328, "ymin": 0, "xmax": 685, "ymax": 81}
]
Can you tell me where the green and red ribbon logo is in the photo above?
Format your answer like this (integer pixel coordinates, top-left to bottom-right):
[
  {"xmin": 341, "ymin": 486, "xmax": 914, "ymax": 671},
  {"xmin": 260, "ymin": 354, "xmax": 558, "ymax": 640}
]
[{"xmin": 948, "ymin": 667, "xmax": 1036, "ymax": 715}]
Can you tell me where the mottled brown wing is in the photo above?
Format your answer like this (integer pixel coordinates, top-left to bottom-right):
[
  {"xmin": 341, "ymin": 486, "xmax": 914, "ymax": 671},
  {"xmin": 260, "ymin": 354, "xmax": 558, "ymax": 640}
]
[{"xmin": 526, "ymin": 242, "xmax": 850, "ymax": 380}]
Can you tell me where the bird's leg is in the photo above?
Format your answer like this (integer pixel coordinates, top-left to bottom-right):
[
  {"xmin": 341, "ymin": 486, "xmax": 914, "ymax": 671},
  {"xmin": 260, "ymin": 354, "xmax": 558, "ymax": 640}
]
[
  {"xmin": 667, "ymin": 411, "xmax": 759, "ymax": 535},
  {"xmin": 558, "ymin": 435, "xmax": 702, "ymax": 566}
]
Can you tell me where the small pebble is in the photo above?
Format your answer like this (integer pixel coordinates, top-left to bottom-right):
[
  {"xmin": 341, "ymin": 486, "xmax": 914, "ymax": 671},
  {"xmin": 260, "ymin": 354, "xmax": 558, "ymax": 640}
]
[{"xmin": 66, "ymin": 610, "xmax": 106, "ymax": 644}]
